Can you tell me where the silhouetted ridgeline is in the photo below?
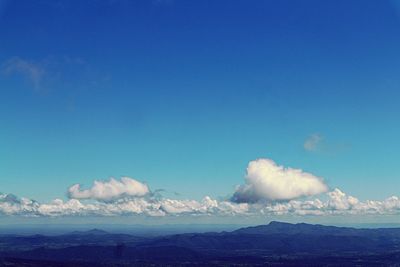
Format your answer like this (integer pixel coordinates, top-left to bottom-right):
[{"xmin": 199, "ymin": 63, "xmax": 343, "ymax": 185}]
[{"xmin": 1, "ymin": 221, "xmax": 400, "ymax": 266}]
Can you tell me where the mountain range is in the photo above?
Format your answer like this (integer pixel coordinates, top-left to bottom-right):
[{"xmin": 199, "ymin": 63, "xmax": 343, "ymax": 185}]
[{"xmin": 1, "ymin": 221, "xmax": 400, "ymax": 266}]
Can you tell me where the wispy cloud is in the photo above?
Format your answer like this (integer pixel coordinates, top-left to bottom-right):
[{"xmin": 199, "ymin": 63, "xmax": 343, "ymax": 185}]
[
  {"xmin": 1, "ymin": 56, "xmax": 100, "ymax": 96},
  {"xmin": 304, "ymin": 133, "xmax": 350, "ymax": 155},
  {"xmin": 304, "ymin": 133, "xmax": 323, "ymax": 152},
  {"xmin": 1, "ymin": 57, "xmax": 46, "ymax": 91}
]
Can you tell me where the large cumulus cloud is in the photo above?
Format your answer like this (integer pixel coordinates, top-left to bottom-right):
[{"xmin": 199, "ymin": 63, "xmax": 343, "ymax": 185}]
[{"xmin": 232, "ymin": 159, "xmax": 328, "ymax": 203}]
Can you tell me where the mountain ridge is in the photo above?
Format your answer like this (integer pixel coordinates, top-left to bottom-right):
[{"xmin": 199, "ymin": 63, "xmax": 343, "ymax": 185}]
[{"xmin": 2, "ymin": 221, "xmax": 400, "ymax": 266}]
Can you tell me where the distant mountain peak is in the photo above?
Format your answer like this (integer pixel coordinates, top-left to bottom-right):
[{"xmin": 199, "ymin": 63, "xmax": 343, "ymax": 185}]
[
  {"xmin": 86, "ymin": 229, "xmax": 108, "ymax": 234},
  {"xmin": 268, "ymin": 221, "xmax": 293, "ymax": 226},
  {"xmin": 233, "ymin": 221, "xmax": 340, "ymax": 235},
  {"xmin": 69, "ymin": 229, "xmax": 109, "ymax": 235}
]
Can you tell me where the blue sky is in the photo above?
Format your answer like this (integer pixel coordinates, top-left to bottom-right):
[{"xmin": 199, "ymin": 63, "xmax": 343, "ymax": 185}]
[{"xmin": 1, "ymin": 0, "xmax": 400, "ymax": 222}]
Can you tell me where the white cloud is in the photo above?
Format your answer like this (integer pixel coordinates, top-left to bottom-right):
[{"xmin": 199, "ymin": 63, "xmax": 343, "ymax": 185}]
[
  {"xmin": 326, "ymin": 188, "xmax": 359, "ymax": 210},
  {"xmin": 232, "ymin": 158, "xmax": 328, "ymax": 202},
  {"xmin": 0, "ymin": 193, "xmax": 250, "ymax": 217},
  {"xmin": 304, "ymin": 133, "xmax": 323, "ymax": 152},
  {"xmin": 68, "ymin": 177, "xmax": 150, "ymax": 201},
  {"xmin": 1, "ymin": 57, "xmax": 45, "ymax": 90},
  {"xmin": 249, "ymin": 189, "xmax": 400, "ymax": 216},
  {"xmin": 3, "ymin": 189, "xmax": 400, "ymax": 218},
  {"xmin": 1, "ymin": 158, "xmax": 399, "ymax": 218},
  {"xmin": 0, "ymin": 193, "xmax": 40, "ymax": 216}
]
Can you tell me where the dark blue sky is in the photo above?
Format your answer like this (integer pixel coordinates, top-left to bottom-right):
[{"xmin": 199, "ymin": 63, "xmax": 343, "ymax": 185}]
[{"xmin": 1, "ymin": 0, "xmax": 400, "ymax": 203}]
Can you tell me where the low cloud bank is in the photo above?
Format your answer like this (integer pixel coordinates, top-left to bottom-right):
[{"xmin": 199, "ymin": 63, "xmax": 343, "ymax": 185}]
[{"xmin": 2, "ymin": 188, "xmax": 400, "ymax": 217}]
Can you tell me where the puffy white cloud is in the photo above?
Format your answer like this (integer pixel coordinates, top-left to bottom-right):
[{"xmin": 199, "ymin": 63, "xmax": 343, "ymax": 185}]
[
  {"xmin": 68, "ymin": 177, "xmax": 150, "ymax": 201},
  {"xmin": 0, "ymin": 193, "xmax": 40, "ymax": 216},
  {"xmin": 326, "ymin": 188, "xmax": 359, "ymax": 210},
  {"xmin": 232, "ymin": 158, "xmax": 328, "ymax": 202}
]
